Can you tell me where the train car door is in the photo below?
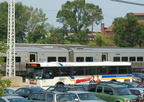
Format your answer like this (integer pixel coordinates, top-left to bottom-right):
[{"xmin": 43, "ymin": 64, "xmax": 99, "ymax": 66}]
[
  {"xmin": 102, "ymin": 53, "xmax": 108, "ymax": 61},
  {"xmin": 29, "ymin": 52, "xmax": 38, "ymax": 62}
]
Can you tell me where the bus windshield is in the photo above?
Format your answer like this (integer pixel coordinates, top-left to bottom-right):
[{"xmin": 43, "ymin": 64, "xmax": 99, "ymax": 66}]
[{"xmin": 26, "ymin": 68, "xmax": 43, "ymax": 79}]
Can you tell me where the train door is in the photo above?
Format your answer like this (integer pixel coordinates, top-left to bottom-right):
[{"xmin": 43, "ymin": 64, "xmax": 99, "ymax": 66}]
[
  {"xmin": 101, "ymin": 53, "xmax": 108, "ymax": 61},
  {"xmin": 29, "ymin": 52, "xmax": 38, "ymax": 62}
]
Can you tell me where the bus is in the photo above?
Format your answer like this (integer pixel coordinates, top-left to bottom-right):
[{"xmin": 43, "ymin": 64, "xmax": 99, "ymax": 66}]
[{"xmin": 25, "ymin": 61, "xmax": 132, "ymax": 88}]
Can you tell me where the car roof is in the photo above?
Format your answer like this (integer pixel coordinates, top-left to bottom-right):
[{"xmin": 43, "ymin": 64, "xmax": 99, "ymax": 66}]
[
  {"xmin": 129, "ymin": 88, "xmax": 144, "ymax": 90},
  {"xmin": 1, "ymin": 95, "xmax": 25, "ymax": 99},
  {"xmin": 67, "ymin": 91, "xmax": 91, "ymax": 94},
  {"xmin": 99, "ymin": 83, "xmax": 125, "ymax": 88}
]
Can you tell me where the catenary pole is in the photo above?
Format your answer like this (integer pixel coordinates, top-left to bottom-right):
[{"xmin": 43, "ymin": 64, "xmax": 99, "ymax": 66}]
[{"xmin": 6, "ymin": 0, "xmax": 15, "ymax": 76}]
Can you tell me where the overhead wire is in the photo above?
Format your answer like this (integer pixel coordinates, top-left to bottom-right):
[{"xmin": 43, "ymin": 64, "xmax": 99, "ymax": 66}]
[{"xmin": 111, "ymin": 0, "xmax": 144, "ymax": 6}]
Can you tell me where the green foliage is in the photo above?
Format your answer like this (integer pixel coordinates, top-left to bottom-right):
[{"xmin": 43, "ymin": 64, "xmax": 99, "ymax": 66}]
[
  {"xmin": 113, "ymin": 13, "xmax": 144, "ymax": 47},
  {"xmin": 88, "ymin": 33, "xmax": 114, "ymax": 47},
  {"xmin": 0, "ymin": 42, "xmax": 11, "ymax": 97},
  {"xmin": 56, "ymin": 0, "xmax": 103, "ymax": 44},
  {"xmin": 0, "ymin": 2, "xmax": 48, "ymax": 43}
]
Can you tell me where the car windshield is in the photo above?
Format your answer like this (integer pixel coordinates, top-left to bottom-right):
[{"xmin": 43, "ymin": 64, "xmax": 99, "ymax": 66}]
[
  {"xmin": 131, "ymin": 83, "xmax": 138, "ymax": 87},
  {"xmin": 78, "ymin": 93, "xmax": 98, "ymax": 100},
  {"xmin": 114, "ymin": 87, "xmax": 131, "ymax": 95},
  {"xmin": 130, "ymin": 90, "xmax": 141, "ymax": 95},
  {"xmin": 56, "ymin": 94, "xmax": 73, "ymax": 102},
  {"xmin": 8, "ymin": 98, "xmax": 29, "ymax": 102}
]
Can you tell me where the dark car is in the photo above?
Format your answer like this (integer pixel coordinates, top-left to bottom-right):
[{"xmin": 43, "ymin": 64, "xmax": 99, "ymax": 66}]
[
  {"xmin": 3, "ymin": 88, "xmax": 19, "ymax": 96},
  {"xmin": 15, "ymin": 87, "xmax": 45, "ymax": 98},
  {"xmin": 46, "ymin": 86, "xmax": 86, "ymax": 92},
  {"xmin": 28, "ymin": 90, "xmax": 74, "ymax": 102},
  {"xmin": 120, "ymin": 82, "xmax": 138, "ymax": 88},
  {"xmin": 0, "ymin": 96, "xmax": 29, "ymax": 102},
  {"xmin": 133, "ymin": 73, "xmax": 144, "ymax": 81}
]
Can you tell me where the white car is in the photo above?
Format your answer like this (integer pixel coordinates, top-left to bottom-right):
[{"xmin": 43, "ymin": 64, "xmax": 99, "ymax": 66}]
[
  {"xmin": 0, "ymin": 96, "xmax": 29, "ymax": 102},
  {"xmin": 68, "ymin": 91, "xmax": 107, "ymax": 102}
]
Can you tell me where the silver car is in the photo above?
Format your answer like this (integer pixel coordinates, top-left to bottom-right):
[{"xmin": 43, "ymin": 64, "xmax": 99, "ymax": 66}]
[
  {"xmin": 68, "ymin": 91, "xmax": 107, "ymax": 102},
  {"xmin": 132, "ymin": 75, "xmax": 142, "ymax": 83}
]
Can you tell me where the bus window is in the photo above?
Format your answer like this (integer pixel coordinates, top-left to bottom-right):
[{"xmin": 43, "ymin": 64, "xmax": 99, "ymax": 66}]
[
  {"xmin": 73, "ymin": 67, "xmax": 84, "ymax": 75},
  {"xmin": 85, "ymin": 67, "xmax": 96, "ymax": 75},
  {"xmin": 34, "ymin": 69, "xmax": 43, "ymax": 79},
  {"xmin": 97, "ymin": 67, "xmax": 107, "ymax": 75},
  {"xmin": 118, "ymin": 66, "xmax": 128, "ymax": 74},
  {"xmin": 60, "ymin": 67, "xmax": 71, "ymax": 76},
  {"xmin": 43, "ymin": 69, "xmax": 53, "ymax": 79},
  {"xmin": 108, "ymin": 66, "xmax": 118, "ymax": 74}
]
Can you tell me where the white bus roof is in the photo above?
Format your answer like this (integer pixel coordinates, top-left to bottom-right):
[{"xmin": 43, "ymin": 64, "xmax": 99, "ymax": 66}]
[{"xmin": 26, "ymin": 61, "xmax": 131, "ymax": 67}]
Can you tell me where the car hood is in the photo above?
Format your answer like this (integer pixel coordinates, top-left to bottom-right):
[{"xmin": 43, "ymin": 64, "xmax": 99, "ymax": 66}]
[{"xmin": 120, "ymin": 95, "xmax": 137, "ymax": 99}]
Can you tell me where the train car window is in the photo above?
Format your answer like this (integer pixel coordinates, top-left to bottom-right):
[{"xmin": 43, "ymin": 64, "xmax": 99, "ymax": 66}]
[
  {"xmin": 122, "ymin": 57, "xmax": 128, "ymax": 61},
  {"xmin": 86, "ymin": 57, "xmax": 93, "ymax": 62},
  {"xmin": 16, "ymin": 57, "xmax": 21, "ymax": 62},
  {"xmin": 48, "ymin": 57, "xmax": 56, "ymax": 62},
  {"xmin": 58, "ymin": 57, "xmax": 66, "ymax": 62},
  {"xmin": 137, "ymin": 57, "xmax": 143, "ymax": 61},
  {"xmin": 113, "ymin": 57, "xmax": 120, "ymax": 62},
  {"xmin": 76, "ymin": 57, "xmax": 84, "ymax": 62},
  {"xmin": 30, "ymin": 54, "xmax": 35, "ymax": 62},
  {"xmin": 129, "ymin": 57, "xmax": 135, "ymax": 61}
]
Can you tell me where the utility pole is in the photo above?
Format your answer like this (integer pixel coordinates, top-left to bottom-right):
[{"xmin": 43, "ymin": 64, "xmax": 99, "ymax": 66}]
[{"xmin": 6, "ymin": 0, "xmax": 15, "ymax": 77}]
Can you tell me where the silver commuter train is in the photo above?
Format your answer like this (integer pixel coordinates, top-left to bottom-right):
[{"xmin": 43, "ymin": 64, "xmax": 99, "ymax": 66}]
[{"xmin": 0, "ymin": 43, "xmax": 144, "ymax": 77}]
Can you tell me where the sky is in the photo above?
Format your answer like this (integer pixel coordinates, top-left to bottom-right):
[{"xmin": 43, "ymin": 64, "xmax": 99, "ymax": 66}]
[{"xmin": 0, "ymin": 0, "xmax": 144, "ymax": 31}]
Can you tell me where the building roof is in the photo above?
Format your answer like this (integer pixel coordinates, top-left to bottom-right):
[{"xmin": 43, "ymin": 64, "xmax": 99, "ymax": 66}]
[{"xmin": 134, "ymin": 13, "xmax": 144, "ymax": 16}]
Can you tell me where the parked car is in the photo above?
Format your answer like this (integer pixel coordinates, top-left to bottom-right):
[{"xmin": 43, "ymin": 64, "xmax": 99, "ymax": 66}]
[
  {"xmin": 15, "ymin": 87, "xmax": 45, "ymax": 98},
  {"xmin": 133, "ymin": 73, "xmax": 144, "ymax": 81},
  {"xmin": 129, "ymin": 88, "xmax": 144, "ymax": 102},
  {"xmin": 68, "ymin": 91, "xmax": 106, "ymax": 102},
  {"xmin": 120, "ymin": 82, "xmax": 138, "ymax": 88},
  {"xmin": 46, "ymin": 86, "xmax": 86, "ymax": 92},
  {"xmin": 28, "ymin": 90, "xmax": 74, "ymax": 102},
  {"xmin": 75, "ymin": 83, "xmax": 98, "ymax": 92},
  {"xmin": 3, "ymin": 88, "xmax": 19, "ymax": 96},
  {"xmin": 136, "ymin": 82, "xmax": 144, "ymax": 88},
  {"xmin": 0, "ymin": 95, "xmax": 29, "ymax": 102},
  {"xmin": 92, "ymin": 83, "xmax": 137, "ymax": 102},
  {"xmin": 132, "ymin": 75, "xmax": 142, "ymax": 83}
]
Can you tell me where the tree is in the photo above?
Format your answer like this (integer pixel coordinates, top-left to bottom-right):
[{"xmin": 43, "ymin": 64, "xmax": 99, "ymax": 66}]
[
  {"xmin": 0, "ymin": 2, "xmax": 48, "ymax": 43},
  {"xmin": 88, "ymin": 33, "xmax": 114, "ymax": 47},
  {"xmin": 0, "ymin": 41, "xmax": 11, "ymax": 97},
  {"xmin": 113, "ymin": 13, "xmax": 144, "ymax": 47},
  {"xmin": 56, "ymin": 0, "xmax": 103, "ymax": 43}
]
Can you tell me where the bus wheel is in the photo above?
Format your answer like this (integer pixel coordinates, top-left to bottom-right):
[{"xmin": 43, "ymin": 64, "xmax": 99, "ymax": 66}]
[{"xmin": 55, "ymin": 82, "xmax": 64, "ymax": 87}]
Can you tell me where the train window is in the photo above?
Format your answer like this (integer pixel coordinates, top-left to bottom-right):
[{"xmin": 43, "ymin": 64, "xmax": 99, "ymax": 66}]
[
  {"xmin": 113, "ymin": 57, "xmax": 120, "ymax": 62},
  {"xmin": 48, "ymin": 57, "xmax": 56, "ymax": 62},
  {"xmin": 58, "ymin": 57, "xmax": 66, "ymax": 62},
  {"xmin": 122, "ymin": 57, "xmax": 128, "ymax": 61},
  {"xmin": 129, "ymin": 57, "xmax": 135, "ymax": 61},
  {"xmin": 30, "ymin": 54, "xmax": 35, "ymax": 62},
  {"xmin": 137, "ymin": 57, "xmax": 143, "ymax": 61},
  {"xmin": 16, "ymin": 57, "xmax": 21, "ymax": 62},
  {"xmin": 86, "ymin": 57, "xmax": 93, "ymax": 62},
  {"xmin": 76, "ymin": 57, "xmax": 84, "ymax": 62}
]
